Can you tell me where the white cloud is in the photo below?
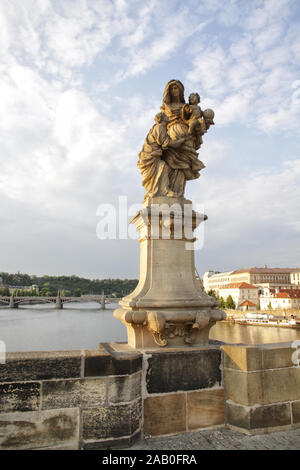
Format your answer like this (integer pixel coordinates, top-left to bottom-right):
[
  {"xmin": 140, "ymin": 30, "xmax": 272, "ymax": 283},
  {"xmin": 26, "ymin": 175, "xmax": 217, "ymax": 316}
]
[{"xmin": 185, "ymin": 0, "xmax": 300, "ymax": 134}]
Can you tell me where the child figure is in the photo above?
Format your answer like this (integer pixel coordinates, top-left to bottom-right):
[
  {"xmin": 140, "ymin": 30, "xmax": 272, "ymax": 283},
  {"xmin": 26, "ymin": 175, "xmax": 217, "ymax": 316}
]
[
  {"xmin": 181, "ymin": 93, "xmax": 215, "ymax": 149},
  {"xmin": 138, "ymin": 112, "xmax": 185, "ymax": 199},
  {"xmin": 186, "ymin": 92, "xmax": 206, "ymax": 136}
]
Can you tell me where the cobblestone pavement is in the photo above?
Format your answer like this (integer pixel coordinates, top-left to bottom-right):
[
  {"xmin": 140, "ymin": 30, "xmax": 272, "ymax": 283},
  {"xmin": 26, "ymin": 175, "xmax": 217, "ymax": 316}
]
[{"xmin": 130, "ymin": 427, "xmax": 300, "ymax": 450}]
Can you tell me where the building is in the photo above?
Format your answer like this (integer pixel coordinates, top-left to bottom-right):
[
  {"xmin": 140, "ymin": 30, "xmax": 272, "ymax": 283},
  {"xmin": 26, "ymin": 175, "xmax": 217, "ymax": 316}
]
[
  {"xmin": 239, "ymin": 300, "xmax": 257, "ymax": 311},
  {"xmin": 218, "ymin": 282, "xmax": 259, "ymax": 310},
  {"xmin": 203, "ymin": 271, "xmax": 233, "ymax": 293},
  {"xmin": 6, "ymin": 285, "xmax": 39, "ymax": 294},
  {"xmin": 291, "ymin": 270, "xmax": 300, "ymax": 286},
  {"xmin": 203, "ymin": 266, "xmax": 300, "ymax": 295},
  {"xmin": 260, "ymin": 289, "xmax": 300, "ymax": 310}
]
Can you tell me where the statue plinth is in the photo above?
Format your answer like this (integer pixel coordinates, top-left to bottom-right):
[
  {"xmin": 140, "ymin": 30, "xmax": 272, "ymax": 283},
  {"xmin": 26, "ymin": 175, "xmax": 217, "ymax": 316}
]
[{"xmin": 114, "ymin": 196, "xmax": 225, "ymax": 349}]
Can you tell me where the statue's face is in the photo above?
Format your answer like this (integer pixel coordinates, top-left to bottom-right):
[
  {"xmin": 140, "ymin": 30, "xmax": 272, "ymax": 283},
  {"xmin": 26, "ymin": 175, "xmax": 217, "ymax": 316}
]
[
  {"xmin": 189, "ymin": 94, "xmax": 198, "ymax": 104},
  {"xmin": 170, "ymin": 83, "xmax": 180, "ymax": 99}
]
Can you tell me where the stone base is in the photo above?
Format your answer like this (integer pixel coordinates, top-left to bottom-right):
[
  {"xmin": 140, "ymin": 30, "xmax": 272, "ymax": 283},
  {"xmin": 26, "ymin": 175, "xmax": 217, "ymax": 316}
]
[{"xmin": 114, "ymin": 196, "xmax": 225, "ymax": 349}]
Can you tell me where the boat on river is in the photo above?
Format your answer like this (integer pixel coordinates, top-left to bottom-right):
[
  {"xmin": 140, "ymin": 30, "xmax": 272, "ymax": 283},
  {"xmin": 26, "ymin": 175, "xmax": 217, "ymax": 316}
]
[{"xmin": 225, "ymin": 313, "xmax": 300, "ymax": 329}]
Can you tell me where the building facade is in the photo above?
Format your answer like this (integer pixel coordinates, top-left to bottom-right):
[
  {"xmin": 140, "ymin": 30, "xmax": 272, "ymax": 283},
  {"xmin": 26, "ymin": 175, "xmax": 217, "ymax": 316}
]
[
  {"xmin": 291, "ymin": 270, "xmax": 300, "ymax": 286},
  {"xmin": 260, "ymin": 289, "xmax": 300, "ymax": 310},
  {"xmin": 203, "ymin": 266, "xmax": 300, "ymax": 295},
  {"xmin": 218, "ymin": 282, "xmax": 259, "ymax": 310}
]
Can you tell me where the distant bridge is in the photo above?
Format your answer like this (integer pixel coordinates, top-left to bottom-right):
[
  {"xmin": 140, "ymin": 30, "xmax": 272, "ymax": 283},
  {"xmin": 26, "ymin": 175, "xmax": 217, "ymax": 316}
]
[{"xmin": 0, "ymin": 295, "xmax": 121, "ymax": 309}]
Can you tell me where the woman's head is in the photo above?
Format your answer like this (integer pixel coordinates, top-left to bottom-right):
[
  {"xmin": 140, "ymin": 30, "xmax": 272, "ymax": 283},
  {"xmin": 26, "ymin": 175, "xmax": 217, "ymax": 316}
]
[{"xmin": 162, "ymin": 79, "xmax": 185, "ymax": 105}]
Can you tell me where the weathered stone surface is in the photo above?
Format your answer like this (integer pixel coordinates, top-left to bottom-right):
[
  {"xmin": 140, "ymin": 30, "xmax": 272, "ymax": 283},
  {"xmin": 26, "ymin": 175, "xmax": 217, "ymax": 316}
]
[
  {"xmin": 33, "ymin": 441, "xmax": 79, "ymax": 450},
  {"xmin": 82, "ymin": 431, "xmax": 141, "ymax": 450},
  {"xmin": 145, "ymin": 348, "xmax": 221, "ymax": 394},
  {"xmin": 224, "ymin": 369, "xmax": 264, "ymax": 406},
  {"xmin": 262, "ymin": 368, "xmax": 300, "ymax": 404},
  {"xmin": 262, "ymin": 344, "xmax": 295, "ymax": 370},
  {"xmin": 0, "ymin": 351, "xmax": 81, "ymax": 382},
  {"xmin": 225, "ymin": 401, "xmax": 292, "ymax": 431},
  {"xmin": 144, "ymin": 393, "xmax": 186, "ymax": 436},
  {"xmin": 222, "ymin": 345, "xmax": 262, "ymax": 372},
  {"xmin": 0, "ymin": 408, "xmax": 79, "ymax": 450},
  {"xmin": 42, "ymin": 378, "xmax": 106, "ymax": 409},
  {"xmin": 292, "ymin": 401, "xmax": 300, "ymax": 424},
  {"xmin": 84, "ymin": 346, "xmax": 142, "ymax": 377},
  {"xmin": 108, "ymin": 372, "xmax": 141, "ymax": 404},
  {"xmin": 250, "ymin": 403, "xmax": 291, "ymax": 430},
  {"xmin": 0, "ymin": 382, "xmax": 40, "ymax": 412},
  {"xmin": 225, "ymin": 401, "xmax": 250, "ymax": 430},
  {"xmin": 82, "ymin": 399, "xmax": 142, "ymax": 440},
  {"xmin": 187, "ymin": 389, "xmax": 224, "ymax": 430}
]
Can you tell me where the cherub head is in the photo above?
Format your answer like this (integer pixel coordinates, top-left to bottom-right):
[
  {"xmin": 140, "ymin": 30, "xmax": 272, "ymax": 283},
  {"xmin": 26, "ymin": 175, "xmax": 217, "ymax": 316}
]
[
  {"xmin": 154, "ymin": 112, "xmax": 169, "ymax": 124},
  {"xmin": 188, "ymin": 93, "xmax": 200, "ymax": 105}
]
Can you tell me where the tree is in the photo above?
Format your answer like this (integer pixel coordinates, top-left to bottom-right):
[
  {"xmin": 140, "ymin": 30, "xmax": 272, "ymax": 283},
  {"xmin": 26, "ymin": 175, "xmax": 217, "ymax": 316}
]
[
  {"xmin": 74, "ymin": 288, "xmax": 82, "ymax": 297},
  {"xmin": 225, "ymin": 295, "xmax": 236, "ymax": 310},
  {"xmin": 218, "ymin": 296, "xmax": 226, "ymax": 308},
  {"xmin": 208, "ymin": 289, "xmax": 218, "ymax": 299}
]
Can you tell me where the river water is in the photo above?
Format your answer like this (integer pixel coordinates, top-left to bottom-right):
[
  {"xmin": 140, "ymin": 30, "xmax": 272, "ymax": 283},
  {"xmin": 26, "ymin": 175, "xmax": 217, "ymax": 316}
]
[{"xmin": 0, "ymin": 302, "xmax": 300, "ymax": 352}]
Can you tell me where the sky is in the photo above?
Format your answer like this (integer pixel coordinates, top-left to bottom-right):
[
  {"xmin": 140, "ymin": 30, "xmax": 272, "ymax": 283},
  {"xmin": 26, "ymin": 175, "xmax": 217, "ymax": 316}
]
[{"xmin": 0, "ymin": 0, "xmax": 300, "ymax": 280}]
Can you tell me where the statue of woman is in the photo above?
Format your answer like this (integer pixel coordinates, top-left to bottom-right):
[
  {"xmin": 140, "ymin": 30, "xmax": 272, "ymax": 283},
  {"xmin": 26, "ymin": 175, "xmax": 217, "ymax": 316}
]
[
  {"xmin": 160, "ymin": 79, "xmax": 205, "ymax": 197},
  {"xmin": 138, "ymin": 79, "xmax": 213, "ymax": 200}
]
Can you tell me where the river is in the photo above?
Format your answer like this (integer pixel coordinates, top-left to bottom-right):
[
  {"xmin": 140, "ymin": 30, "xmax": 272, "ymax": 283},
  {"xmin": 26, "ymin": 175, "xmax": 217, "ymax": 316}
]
[{"xmin": 0, "ymin": 302, "xmax": 300, "ymax": 352}]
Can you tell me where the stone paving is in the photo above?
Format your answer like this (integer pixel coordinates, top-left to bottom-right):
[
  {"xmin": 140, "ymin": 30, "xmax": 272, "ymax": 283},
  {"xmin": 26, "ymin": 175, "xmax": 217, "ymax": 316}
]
[{"xmin": 130, "ymin": 427, "xmax": 300, "ymax": 450}]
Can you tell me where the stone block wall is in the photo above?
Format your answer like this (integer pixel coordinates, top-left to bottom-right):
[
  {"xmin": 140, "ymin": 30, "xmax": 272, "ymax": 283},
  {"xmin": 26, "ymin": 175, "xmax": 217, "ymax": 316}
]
[
  {"xmin": 1, "ymin": 341, "xmax": 299, "ymax": 448},
  {"xmin": 0, "ymin": 345, "xmax": 142, "ymax": 449},
  {"xmin": 222, "ymin": 342, "xmax": 300, "ymax": 434},
  {"xmin": 143, "ymin": 345, "xmax": 225, "ymax": 436}
]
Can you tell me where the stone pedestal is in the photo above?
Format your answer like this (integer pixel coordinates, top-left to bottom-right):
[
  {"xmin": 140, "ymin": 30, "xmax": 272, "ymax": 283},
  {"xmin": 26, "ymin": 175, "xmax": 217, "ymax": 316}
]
[{"xmin": 114, "ymin": 196, "xmax": 225, "ymax": 349}]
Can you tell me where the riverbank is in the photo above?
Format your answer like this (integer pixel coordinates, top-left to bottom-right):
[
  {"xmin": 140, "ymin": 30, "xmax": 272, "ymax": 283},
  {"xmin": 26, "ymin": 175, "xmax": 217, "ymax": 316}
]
[{"xmin": 224, "ymin": 308, "xmax": 300, "ymax": 318}]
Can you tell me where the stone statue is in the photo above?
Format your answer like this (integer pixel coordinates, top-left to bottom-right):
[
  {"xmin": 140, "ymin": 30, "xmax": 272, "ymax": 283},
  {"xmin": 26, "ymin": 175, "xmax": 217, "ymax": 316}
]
[
  {"xmin": 138, "ymin": 79, "xmax": 215, "ymax": 199},
  {"xmin": 114, "ymin": 79, "xmax": 225, "ymax": 349}
]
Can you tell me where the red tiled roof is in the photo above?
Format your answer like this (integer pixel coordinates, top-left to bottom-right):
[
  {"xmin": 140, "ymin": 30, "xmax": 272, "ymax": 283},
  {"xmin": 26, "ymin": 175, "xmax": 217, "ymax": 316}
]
[
  {"xmin": 219, "ymin": 282, "xmax": 258, "ymax": 290},
  {"xmin": 239, "ymin": 300, "xmax": 256, "ymax": 307},
  {"xmin": 275, "ymin": 291, "xmax": 300, "ymax": 299}
]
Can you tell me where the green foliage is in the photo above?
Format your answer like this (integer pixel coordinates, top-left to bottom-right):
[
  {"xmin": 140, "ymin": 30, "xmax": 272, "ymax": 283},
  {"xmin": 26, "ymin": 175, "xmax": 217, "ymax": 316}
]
[
  {"xmin": 225, "ymin": 295, "xmax": 236, "ymax": 310},
  {"xmin": 218, "ymin": 296, "xmax": 226, "ymax": 308},
  {"xmin": 0, "ymin": 287, "xmax": 10, "ymax": 296},
  {"xmin": 208, "ymin": 289, "xmax": 218, "ymax": 299},
  {"xmin": 1, "ymin": 272, "xmax": 138, "ymax": 297}
]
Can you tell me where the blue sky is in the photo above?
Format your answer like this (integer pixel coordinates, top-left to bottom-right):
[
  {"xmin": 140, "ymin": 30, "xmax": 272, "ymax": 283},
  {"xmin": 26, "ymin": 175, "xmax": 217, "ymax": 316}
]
[{"xmin": 1, "ymin": 0, "xmax": 300, "ymax": 279}]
